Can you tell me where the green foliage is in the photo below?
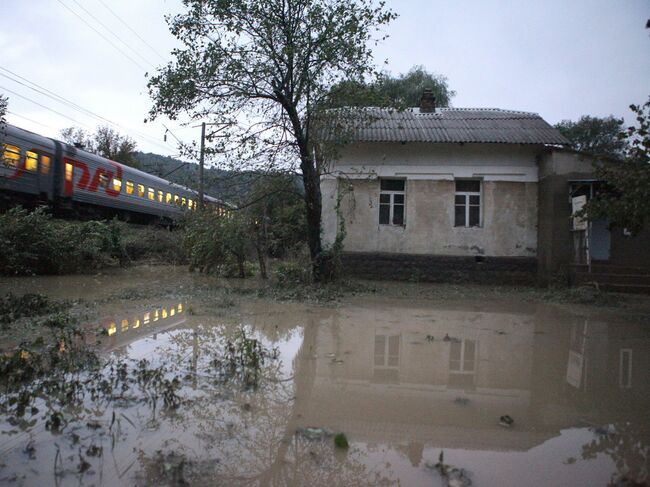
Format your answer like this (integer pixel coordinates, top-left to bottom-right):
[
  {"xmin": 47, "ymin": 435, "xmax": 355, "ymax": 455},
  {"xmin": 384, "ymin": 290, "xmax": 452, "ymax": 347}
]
[
  {"xmin": 0, "ymin": 293, "xmax": 66, "ymax": 325},
  {"xmin": 148, "ymin": 0, "xmax": 397, "ymax": 281},
  {"xmin": 183, "ymin": 211, "xmax": 252, "ymax": 277},
  {"xmin": 554, "ymin": 115, "xmax": 627, "ymax": 158},
  {"xmin": 274, "ymin": 261, "xmax": 312, "ymax": 286},
  {"xmin": 0, "ymin": 208, "xmax": 186, "ymax": 275},
  {"xmin": 581, "ymin": 97, "xmax": 650, "ymax": 234},
  {"xmin": 60, "ymin": 125, "xmax": 139, "ymax": 168},
  {"xmin": 115, "ymin": 221, "xmax": 186, "ymax": 264},
  {"xmin": 334, "ymin": 432, "xmax": 349, "ymax": 449},
  {"xmin": 325, "ymin": 65, "xmax": 456, "ymax": 109}
]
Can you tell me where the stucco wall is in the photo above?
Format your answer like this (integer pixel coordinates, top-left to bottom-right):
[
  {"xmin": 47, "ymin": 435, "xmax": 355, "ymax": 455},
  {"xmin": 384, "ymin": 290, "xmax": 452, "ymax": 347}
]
[
  {"xmin": 323, "ymin": 178, "xmax": 537, "ymax": 257},
  {"xmin": 322, "ymin": 142, "xmax": 540, "ymax": 258}
]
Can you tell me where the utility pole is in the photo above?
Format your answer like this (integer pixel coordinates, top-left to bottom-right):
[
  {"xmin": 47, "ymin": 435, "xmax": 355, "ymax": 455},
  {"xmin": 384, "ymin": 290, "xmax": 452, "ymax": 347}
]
[{"xmin": 198, "ymin": 121, "xmax": 205, "ymax": 209}]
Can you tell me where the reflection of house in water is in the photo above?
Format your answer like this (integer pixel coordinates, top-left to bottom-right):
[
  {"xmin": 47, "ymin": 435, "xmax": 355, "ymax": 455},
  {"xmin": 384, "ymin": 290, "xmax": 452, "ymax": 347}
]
[
  {"xmin": 295, "ymin": 302, "xmax": 650, "ymax": 454},
  {"xmin": 100, "ymin": 302, "xmax": 186, "ymax": 352}
]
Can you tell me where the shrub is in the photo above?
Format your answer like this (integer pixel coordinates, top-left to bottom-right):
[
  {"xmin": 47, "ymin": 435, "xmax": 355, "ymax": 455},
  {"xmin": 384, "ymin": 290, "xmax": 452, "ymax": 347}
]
[{"xmin": 273, "ymin": 260, "xmax": 312, "ymax": 285}]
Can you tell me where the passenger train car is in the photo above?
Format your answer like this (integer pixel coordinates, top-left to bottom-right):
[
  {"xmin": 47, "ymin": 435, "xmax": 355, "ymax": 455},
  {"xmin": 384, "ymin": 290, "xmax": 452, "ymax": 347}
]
[{"xmin": 0, "ymin": 123, "xmax": 229, "ymax": 221}]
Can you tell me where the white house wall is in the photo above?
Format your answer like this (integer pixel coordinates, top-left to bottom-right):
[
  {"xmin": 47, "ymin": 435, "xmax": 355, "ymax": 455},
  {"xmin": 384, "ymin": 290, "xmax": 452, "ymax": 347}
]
[{"xmin": 321, "ymin": 142, "xmax": 540, "ymax": 257}]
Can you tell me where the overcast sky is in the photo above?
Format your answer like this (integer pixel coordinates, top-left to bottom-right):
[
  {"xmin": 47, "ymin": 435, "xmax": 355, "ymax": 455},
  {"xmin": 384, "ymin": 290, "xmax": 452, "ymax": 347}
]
[{"xmin": 2, "ymin": 0, "xmax": 648, "ymax": 158}]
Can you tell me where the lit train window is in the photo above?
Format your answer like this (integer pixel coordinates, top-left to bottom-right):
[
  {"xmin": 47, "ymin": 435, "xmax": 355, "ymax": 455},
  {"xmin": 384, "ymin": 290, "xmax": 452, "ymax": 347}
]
[
  {"xmin": 113, "ymin": 177, "xmax": 122, "ymax": 192},
  {"xmin": 154, "ymin": 310, "xmax": 159, "ymax": 321},
  {"xmin": 170, "ymin": 308, "xmax": 175, "ymax": 317},
  {"xmin": 188, "ymin": 199, "xmax": 194, "ymax": 210},
  {"xmin": 25, "ymin": 151, "xmax": 38, "ymax": 171},
  {"xmin": 40, "ymin": 155, "xmax": 50, "ymax": 174},
  {"xmin": 166, "ymin": 192, "xmax": 172, "ymax": 204},
  {"xmin": 181, "ymin": 197, "xmax": 187, "ymax": 207},
  {"xmin": 144, "ymin": 312, "xmax": 150, "ymax": 324},
  {"xmin": 157, "ymin": 190, "xmax": 163, "ymax": 203},
  {"xmin": 148, "ymin": 187, "xmax": 155, "ymax": 200},
  {"xmin": 177, "ymin": 303, "xmax": 183, "ymax": 313},
  {"xmin": 137, "ymin": 184, "xmax": 145, "ymax": 198},
  {"xmin": 2, "ymin": 144, "xmax": 20, "ymax": 167},
  {"xmin": 107, "ymin": 323, "xmax": 117, "ymax": 336},
  {"xmin": 174, "ymin": 194, "xmax": 180, "ymax": 205},
  {"xmin": 133, "ymin": 319, "xmax": 140, "ymax": 329},
  {"xmin": 65, "ymin": 162, "xmax": 73, "ymax": 182},
  {"xmin": 126, "ymin": 181, "xmax": 134, "ymax": 195},
  {"xmin": 162, "ymin": 308, "xmax": 168, "ymax": 319},
  {"xmin": 121, "ymin": 319, "xmax": 129, "ymax": 331}
]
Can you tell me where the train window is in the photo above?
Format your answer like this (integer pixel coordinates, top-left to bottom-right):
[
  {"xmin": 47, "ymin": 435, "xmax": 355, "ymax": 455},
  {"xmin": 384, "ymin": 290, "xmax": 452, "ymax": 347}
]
[
  {"xmin": 133, "ymin": 318, "xmax": 140, "ymax": 329},
  {"xmin": 65, "ymin": 162, "xmax": 73, "ymax": 182},
  {"xmin": 40, "ymin": 155, "xmax": 51, "ymax": 174},
  {"xmin": 99, "ymin": 173, "xmax": 109, "ymax": 188},
  {"xmin": 137, "ymin": 184, "xmax": 145, "ymax": 198},
  {"xmin": 148, "ymin": 187, "xmax": 155, "ymax": 200},
  {"xmin": 121, "ymin": 319, "xmax": 129, "ymax": 331},
  {"xmin": 2, "ymin": 144, "xmax": 20, "ymax": 167},
  {"xmin": 25, "ymin": 151, "xmax": 38, "ymax": 171},
  {"xmin": 174, "ymin": 194, "xmax": 180, "ymax": 206},
  {"xmin": 181, "ymin": 197, "xmax": 187, "ymax": 207},
  {"xmin": 188, "ymin": 199, "xmax": 194, "ymax": 210},
  {"xmin": 157, "ymin": 190, "xmax": 163, "ymax": 203},
  {"xmin": 126, "ymin": 181, "xmax": 134, "ymax": 195},
  {"xmin": 166, "ymin": 192, "xmax": 172, "ymax": 204},
  {"xmin": 144, "ymin": 312, "xmax": 150, "ymax": 325},
  {"xmin": 112, "ymin": 177, "xmax": 122, "ymax": 192}
]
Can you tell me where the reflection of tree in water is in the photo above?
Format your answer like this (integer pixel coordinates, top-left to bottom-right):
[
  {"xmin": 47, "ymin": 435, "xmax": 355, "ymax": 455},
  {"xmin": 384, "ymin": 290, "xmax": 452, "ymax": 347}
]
[
  {"xmin": 573, "ymin": 422, "xmax": 649, "ymax": 486},
  {"xmin": 135, "ymin": 322, "xmax": 399, "ymax": 486}
]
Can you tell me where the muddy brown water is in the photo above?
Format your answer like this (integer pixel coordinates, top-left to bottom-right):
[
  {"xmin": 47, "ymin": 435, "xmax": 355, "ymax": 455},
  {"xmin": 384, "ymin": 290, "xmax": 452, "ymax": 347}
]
[{"xmin": 0, "ymin": 267, "xmax": 649, "ymax": 486}]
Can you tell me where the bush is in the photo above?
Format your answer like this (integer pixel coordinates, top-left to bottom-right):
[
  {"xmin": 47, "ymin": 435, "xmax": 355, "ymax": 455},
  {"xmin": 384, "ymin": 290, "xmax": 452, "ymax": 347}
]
[
  {"xmin": 273, "ymin": 260, "xmax": 312, "ymax": 285},
  {"xmin": 114, "ymin": 221, "xmax": 186, "ymax": 264},
  {"xmin": 0, "ymin": 207, "xmax": 139, "ymax": 275}
]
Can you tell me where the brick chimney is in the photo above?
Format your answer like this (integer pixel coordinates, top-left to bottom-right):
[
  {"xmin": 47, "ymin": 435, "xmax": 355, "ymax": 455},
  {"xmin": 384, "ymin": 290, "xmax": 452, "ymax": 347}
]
[{"xmin": 419, "ymin": 89, "xmax": 436, "ymax": 113}]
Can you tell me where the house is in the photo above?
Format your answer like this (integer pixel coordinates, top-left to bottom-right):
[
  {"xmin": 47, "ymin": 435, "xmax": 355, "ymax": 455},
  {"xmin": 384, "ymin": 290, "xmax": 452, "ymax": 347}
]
[{"xmin": 320, "ymin": 90, "xmax": 649, "ymax": 287}]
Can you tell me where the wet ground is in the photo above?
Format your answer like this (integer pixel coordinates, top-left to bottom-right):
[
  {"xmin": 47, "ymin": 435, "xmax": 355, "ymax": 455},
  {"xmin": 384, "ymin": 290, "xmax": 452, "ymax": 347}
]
[{"xmin": 0, "ymin": 266, "xmax": 649, "ymax": 486}]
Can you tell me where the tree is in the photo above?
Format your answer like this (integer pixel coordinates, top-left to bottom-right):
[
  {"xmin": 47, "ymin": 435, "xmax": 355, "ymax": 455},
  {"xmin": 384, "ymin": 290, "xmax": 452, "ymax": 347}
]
[
  {"xmin": 581, "ymin": 97, "xmax": 650, "ymax": 234},
  {"xmin": 554, "ymin": 115, "xmax": 627, "ymax": 159},
  {"xmin": 148, "ymin": 0, "xmax": 397, "ymax": 280},
  {"xmin": 325, "ymin": 65, "xmax": 455, "ymax": 109},
  {"xmin": 60, "ymin": 125, "xmax": 139, "ymax": 168}
]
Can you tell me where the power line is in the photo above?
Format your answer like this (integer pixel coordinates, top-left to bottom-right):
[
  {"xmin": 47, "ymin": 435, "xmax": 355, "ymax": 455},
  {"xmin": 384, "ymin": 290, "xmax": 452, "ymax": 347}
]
[
  {"xmin": 54, "ymin": 0, "xmax": 148, "ymax": 72},
  {"xmin": 67, "ymin": 0, "xmax": 157, "ymax": 69},
  {"xmin": 6, "ymin": 111, "xmax": 59, "ymax": 132},
  {"xmin": 95, "ymin": 0, "xmax": 167, "ymax": 62},
  {"xmin": 0, "ymin": 66, "xmax": 174, "ymax": 152},
  {"xmin": 0, "ymin": 85, "xmax": 94, "ymax": 129}
]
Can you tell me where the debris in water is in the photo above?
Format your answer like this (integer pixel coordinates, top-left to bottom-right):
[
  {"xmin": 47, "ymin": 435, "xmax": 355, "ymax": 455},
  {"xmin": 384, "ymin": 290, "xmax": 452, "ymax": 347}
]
[
  {"xmin": 334, "ymin": 433, "xmax": 349, "ymax": 449},
  {"xmin": 426, "ymin": 450, "xmax": 472, "ymax": 487},
  {"xmin": 499, "ymin": 415, "xmax": 514, "ymax": 428},
  {"xmin": 296, "ymin": 427, "xmax": 334, "ymax": 440}
]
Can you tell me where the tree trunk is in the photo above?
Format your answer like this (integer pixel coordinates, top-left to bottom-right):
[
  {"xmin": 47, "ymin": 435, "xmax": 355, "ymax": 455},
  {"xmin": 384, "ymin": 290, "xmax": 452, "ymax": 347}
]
[
  {"xmin": 237, "ymin": 256, "xmax": 245, "ymax": 278},
  {"xmin": 256, "ymin": 246, "xmax": 268, "ymax": 279}
]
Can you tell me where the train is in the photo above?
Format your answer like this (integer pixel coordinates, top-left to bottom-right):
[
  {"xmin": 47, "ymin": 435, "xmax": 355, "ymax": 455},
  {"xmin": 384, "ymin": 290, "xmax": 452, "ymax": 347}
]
[{"xmin": 0, "ymin": 123, "xmax": 230, "ymax": 222}]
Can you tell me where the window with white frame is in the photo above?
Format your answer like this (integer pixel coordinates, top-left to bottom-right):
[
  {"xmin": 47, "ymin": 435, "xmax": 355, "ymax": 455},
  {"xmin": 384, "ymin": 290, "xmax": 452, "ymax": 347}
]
[
  {"xmin": 454, "ymin": 180, "xmax": 481, "ymax": 227},
  {"xmin": 379, "ymin": 179, "xmax": 405, "ymax": 225}
]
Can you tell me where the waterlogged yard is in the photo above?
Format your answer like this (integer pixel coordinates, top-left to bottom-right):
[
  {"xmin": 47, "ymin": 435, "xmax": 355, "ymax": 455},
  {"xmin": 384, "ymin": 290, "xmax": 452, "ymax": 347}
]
[{"xmin": 0, "ymin": 266, "xmax": 649, "ymax": 486}]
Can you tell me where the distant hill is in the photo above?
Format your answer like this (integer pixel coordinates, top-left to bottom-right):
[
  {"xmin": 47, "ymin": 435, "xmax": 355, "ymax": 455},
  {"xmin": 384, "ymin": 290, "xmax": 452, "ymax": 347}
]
[{"xmin": 133, "ymin": 152, "xmax": 303, "ymax": 205}]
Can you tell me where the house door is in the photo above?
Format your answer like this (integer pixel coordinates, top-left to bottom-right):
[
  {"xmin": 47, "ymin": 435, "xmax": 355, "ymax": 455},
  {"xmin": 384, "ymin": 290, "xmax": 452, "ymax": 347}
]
[{"xmin": 590, "ymin": 220, "xmax": 611, "ymax": 261}]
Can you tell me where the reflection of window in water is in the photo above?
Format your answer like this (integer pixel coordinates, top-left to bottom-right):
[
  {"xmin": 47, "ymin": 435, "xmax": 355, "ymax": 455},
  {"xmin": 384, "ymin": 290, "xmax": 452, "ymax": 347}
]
[
  {"xmin": 374, "ymin": 334, "xmax": 400, "ymax": 382},
  {"xmin": 448, "ymin": 339, "xmax": 477, "ymax": 388},
  {"xmin": 619, "ymin": 349, "xmax": 632, "ymax": 389}
]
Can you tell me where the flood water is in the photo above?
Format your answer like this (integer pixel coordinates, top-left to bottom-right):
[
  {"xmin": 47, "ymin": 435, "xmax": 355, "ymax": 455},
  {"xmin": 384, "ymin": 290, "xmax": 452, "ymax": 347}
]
[{"xmin": 1, "ymin": 268, "xmax": 649, "ymax": 486}]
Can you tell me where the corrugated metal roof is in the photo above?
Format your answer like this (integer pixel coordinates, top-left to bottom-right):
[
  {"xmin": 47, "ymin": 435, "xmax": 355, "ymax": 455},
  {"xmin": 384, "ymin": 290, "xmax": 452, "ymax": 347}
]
[{"xmin": 333, "ymin": 107, "xmax": 570, "ymax": 145}]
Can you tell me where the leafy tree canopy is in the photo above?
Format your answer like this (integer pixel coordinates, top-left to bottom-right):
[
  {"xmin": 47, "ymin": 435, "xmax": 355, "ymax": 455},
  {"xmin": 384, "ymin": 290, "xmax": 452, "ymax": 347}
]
[
  {"xmin": 60, "ymin": 126, "xmax": 139, "ymax": 168},
  {"xmin": 554, "ymin": 115, "xmax": 627, "ymax": 159},
  {"xmin": 582, "ymin": 97, "xmax": 650, "ymax": 234},
  {"xmin": 148, "ymin": 0, "xmax": 397, "ymax": 280},
  {"xmin": 324, "ymin": 65, "xmax": 455, "ymax": 109}
]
